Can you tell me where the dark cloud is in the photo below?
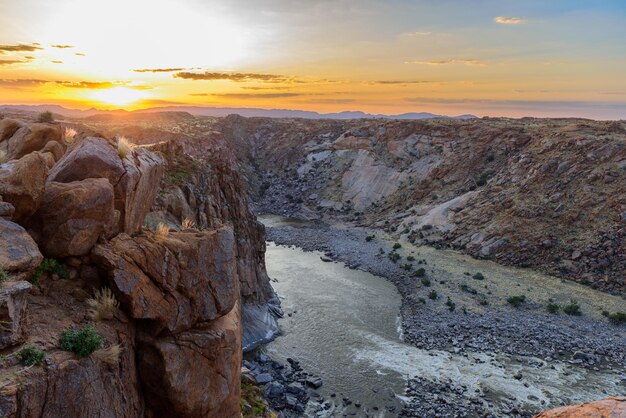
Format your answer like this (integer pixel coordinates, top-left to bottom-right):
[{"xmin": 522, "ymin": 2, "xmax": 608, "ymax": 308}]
[
  {"xmin": 51, "ymin": 44, "xmax": 74, "ymax": 49},
  {"xmin": 0, "ymin": 79, "xmax": 148, "ymax": 90},
  {"xmin": 51, "ymin": 60, "xmax": 63, "ymax": 64},
  {"xmin": 174, "ymin": 71, "xmax": 290, "ymax": 83},
  {"xmin": 305, "ymin": 98, "xmax": 356, "ymax": 104},
  {"xmin": 191, "ymin": 92, "xmax": 301, "ymax": 98},
  {"xmin": 0, "ymin": 79, "xmax": 49, "ymax": 86},
  {"xmin": 133, "ymin": 68, "xmax": 187, "ymax": 73},
  {"xmin": 0, "ymin": 43, "xmax": 43, "ymax": 54},
  {"xmin": 0, "ymin": 59, "xmax": 27, "ymax": 66}
]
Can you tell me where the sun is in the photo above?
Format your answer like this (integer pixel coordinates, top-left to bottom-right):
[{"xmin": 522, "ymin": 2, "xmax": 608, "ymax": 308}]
[{"xmin": 91, "ymin": 87, "xmax": 148, "ymax": 106}]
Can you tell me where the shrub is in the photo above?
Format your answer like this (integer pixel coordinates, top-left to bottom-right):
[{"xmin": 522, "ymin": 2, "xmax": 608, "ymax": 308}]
[
  {"xmin": 460, "ymin": 284, "xmax": 477, "ymax": 294},
  {"xmin": 365, "ymin": 235, "xmax": 374, "ymax": 242},
  {"xmin": 59, "ymin": 326, "xmax": 104, "ymax": 357},
  {"xmin": 547, "ymin": 303, "xmax": 560, "ymax": 314},
  {"xmin": 607, "ymin": 312, "xmax": 626, "ymax": 325},
  {"xmin": 93, "ymin": 344, "xmax": 121, "ymax": 365},
  {"xmin": 407, "ymin": 255, "xmax": 415, "ymax": 262},
  {"xmin": 64, "ymin": 127, "xmax": 77, "ymax": 144},
  {"xmin": 507, "ymin": 295, "xmax": 526, "ymax": 308},
  {"xmin": 421, "ymin": 224, "xmax": 433, "ymax": 231},
  {"xmin": 182, "ymin": 218, "xmax": 196, "ymax": 230},
  {"xmin": 155, "ymin": 222, "xmax": 169, "ymax": 241},
  {"xmin": 472, "ymin": 272, "xmax": 485, "ymax": 280},
  {"xmin": 166, "ymin": 171, "xmax": 192, "ymax": 185},
  {"xmin": 476, "ymin": 173, "xmax": 488, "ymax": 186},
  {"xmin": 393, "ymin": 243, "xmax": 401, "ymax": 250},
  {"xmin": 413, "ymin": 268, "xmax": 426, "ymax": 277},
  {"xmin": 446, "ymin": 297, "xmax": 456, "ymax": 312},
  {"xmin": 428, "ymin": 290, "xmax": 438, "ymax": 300},
  {"xmin": 37, "ymin": 111, "xmax": 54, "ymax": 123},
  {"xmin": 17, "ymin": 345, "xmax": 45, "ymax": 366},
  {"xmin": 388, "ymin": 252, "xmax": 400, "ymax": 263},
  {"xmin": 402, "ymin": 263, "xmax": 412, "ymax": 271},
  {"xmin": 117, "ymin": 136, "xmax": 135, "ymax": 159},
  {"xmin": 562, "ymin": 299, "xmax": 581, "ymax": 316},
  {"xmin": 31, "ymin": 258, "xmax": 68, "ymax": 283},
  {"xmin": 87, "ymin": 288, "xmax": 120, "ymax": 321},
  {"xmin": 0, "ymin": 267, "xmax": 9, "ymax": 283},
  {"xmin": 421, "ymin": 277, "xmax": 431, "ymax": 287}
]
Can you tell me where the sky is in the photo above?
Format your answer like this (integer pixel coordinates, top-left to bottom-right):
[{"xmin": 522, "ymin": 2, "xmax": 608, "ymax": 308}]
[{"xmin": 0, "ymin": 0, "xmax": 625, "ymax": 119}]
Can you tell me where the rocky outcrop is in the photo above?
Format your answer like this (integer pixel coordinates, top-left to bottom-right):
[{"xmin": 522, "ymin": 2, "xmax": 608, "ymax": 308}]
[
  {"xmin": 30, "ymin": 179, "xmax": 116, "ymax": 258},
  {"xmin": 0, "ymin": 152, "xmax": 49, "ymax": 221},
  {"xmin": 0, "ymin": 218, "xmax": 43, "ymax": 276},
  {"xmin": 0, "ymin": 122, "xmax": 62, "ymax": 160},
  {"xmin": 0, "ymin": 281, "xmax": 32, "ymax": 349},
  {"xmin": 534, "ymin": 397, "xmax": 626, "ymax": 417}
]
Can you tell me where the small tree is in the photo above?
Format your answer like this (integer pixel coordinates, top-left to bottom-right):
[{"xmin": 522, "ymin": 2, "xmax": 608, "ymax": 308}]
[{"xmin": 37, "ymin": 111, "xmax": 54, "ymax": 123}]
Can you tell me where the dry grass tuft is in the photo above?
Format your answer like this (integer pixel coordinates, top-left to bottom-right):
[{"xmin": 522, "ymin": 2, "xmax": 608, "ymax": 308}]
[
  {"xmin": 155, "ymin": 222, "xmax": 169, "ymax": 241},
  {"xmin": 182, "ymin": 218, "xmax": 196, "ymax": 230},
  {"xmin": 64, "ymin": 127, "xmax": 77, "ymax": 144},
  {"xmin": 93, "ymin": 344, "xmax": 122, "ymax": 365},
  {"xmin": 0, "ymin": 150, "xmax": 7, "ymax": 165},
  {"xmin": 117, "ymin": 136, "xmax": 135, "ymax": 159},
  {"xmin": 87, "ymin": 288, "xmax": 120, "ymax": 321}
]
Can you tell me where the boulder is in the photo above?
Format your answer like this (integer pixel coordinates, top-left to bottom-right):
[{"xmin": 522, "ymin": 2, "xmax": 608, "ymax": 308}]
[
  {"xmin": 31, "ymin": 179, "xmax": 115, "ymax": 258},
  {"xmin": 92, "ymin": 226, "xmax": 239, "ymax": 334},
  {"xmin": 49, "ymin": 137, "xmax": 164, "ymax": 234},
  {"xmin": 0, "ymin": 152, "xmax": 49, "ymax": 221},
  {"xmin": 0, "ymin": 119, "xmax": 23, "ymax": 144},
  {"xmin": 0, "ymin": 218, "xmax": 43, "ymax": 274},
  {"xmin": 534, "ymin": 397, "xmax": 625, "ymax": 417},
  {"xmin": 3, "ymin": 123, "xmax": 63, "ymax": 160},
  {"xmin": 138, "ymin": 301, "xmax": 242, "ymax": 418},
  {"xmin": 0, "ymin": 281, "xmax": 32, "ymax": 349}
]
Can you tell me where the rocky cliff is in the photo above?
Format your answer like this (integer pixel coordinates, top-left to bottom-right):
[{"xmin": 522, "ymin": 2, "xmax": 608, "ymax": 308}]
[
  {"xmin": 213, "ymin": 116, "xmax": 626, "ymax": 294},
  {"xmin": 0, "ymin": 118, "xmax": 248, "ymax": 417}
]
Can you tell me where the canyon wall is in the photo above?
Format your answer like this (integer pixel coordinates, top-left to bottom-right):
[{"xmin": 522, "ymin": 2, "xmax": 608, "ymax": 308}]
[{"xmin": 0, "ymin": 119, "xmax": 246, "ymax": 417}]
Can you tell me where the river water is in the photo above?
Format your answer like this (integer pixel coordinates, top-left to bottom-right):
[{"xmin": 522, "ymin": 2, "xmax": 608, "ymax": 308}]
[{"xmin": 261, "ymin": 220, "xmax": 625, "ymax": 417}]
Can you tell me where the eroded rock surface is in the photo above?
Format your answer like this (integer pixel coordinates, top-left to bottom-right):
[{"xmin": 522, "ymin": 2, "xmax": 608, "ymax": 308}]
[{"xmin": 534, "ymin": 397, "xmax": 626, "ymax": 418}]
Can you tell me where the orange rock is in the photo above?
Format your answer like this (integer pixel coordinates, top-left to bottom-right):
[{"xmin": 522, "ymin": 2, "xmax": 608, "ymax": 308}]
[{"xmin": 534, "ymin": 397, "xmax": 626, "ymax": 418}]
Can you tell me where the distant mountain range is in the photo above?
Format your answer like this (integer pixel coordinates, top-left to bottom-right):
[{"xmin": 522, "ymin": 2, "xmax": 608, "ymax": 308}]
[{"xmin": 0, "ymin": 104, "xmax": 476, "ymax": 120}]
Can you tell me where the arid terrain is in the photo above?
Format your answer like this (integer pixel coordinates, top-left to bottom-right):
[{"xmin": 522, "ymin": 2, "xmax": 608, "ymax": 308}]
[{"xmin": 1, "ymin": 109, "xmax": 624, "ymax": 417}]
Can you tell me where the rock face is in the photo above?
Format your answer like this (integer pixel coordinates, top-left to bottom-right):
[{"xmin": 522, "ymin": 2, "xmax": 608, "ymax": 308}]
[
  {"xmin": 0, "ymin": 281, "xmax": 32, "ymax": 349},
  {"xmin": 0, "ymin": 152, "xmax": 49, "ymax": 221},
  {"xmin": 0, "ymin": 122, "xmax": 63, "ymax": 160},
  {"xmin": 0, "ymin": 218, "xmax": 43, "ymax": 275},
  {"xmin": 534, "ymin": 397, "xmax": 626, "ymax": 417},
  {"xmin": 31, "ymin": 179, "xmax": 116, "ymax": 258}
]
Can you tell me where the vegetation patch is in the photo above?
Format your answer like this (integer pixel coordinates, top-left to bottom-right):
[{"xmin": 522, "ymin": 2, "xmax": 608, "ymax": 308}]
[
  {"xmin": 59, "ymin": 326, "xmax": 104, "ymax": 357},
  {"xmin": 413, "ymin": 268, "xmax": 426, "ymax": 277},
  {"xmin": 445, "ymin": 297, "xmax": 456, "ymax": 312},
  {"xmin": 166, "ymin": 171, "xmax": 192, "ymax": 186},
  {"xmin": 472, "ymin": 272, "xmax": 485, "ymax": 280},
  {"xmin": 421, "ymin": 277, "xmax": 431, "ymax": 287},
  {"xmin": 428, "ymin": 290, "xmax": 438, "ymax": 300},
  {"xmin": 17, "ymin": 345, "xmax": 45, "ymax": 366},
  {"xmin": 392, "ymin": 242, "xmax": 402, "ymax": 250},
  {"xmin": 507, "ymin": 295, "xmax": 526, "ymax": 308},
  {"xmin": 0, "ymin": 267, "xmax": 9, "ymax": 283},
  {"xmin": 31, "ymin": 258, "xmax": 69, "ymax": 284},
  {"xmin": 602, "ymin": 311, "xmax": 626, "ymax": 325},
  {"xmin": 547, "ymin": 303, "xmax": 560, "ymax": 314},
  {"xmin": 562, "ymin": 299, "xmax": 581, "ymax": 316},
  {"xmin": 241, "ymin": 382, "xmax": 275, "ymax": 418},
  {"xmin": 37, "ymin": 111, "xmax": 54, "ymax": 123},
  {"xmin": 387, "ymin": 252, "xmax": 400, "ymax": 263}
]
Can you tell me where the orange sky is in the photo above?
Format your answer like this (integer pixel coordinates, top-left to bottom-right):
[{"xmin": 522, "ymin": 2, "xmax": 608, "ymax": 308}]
[{"xmin": 0, "ymin": 0, "xmax": 625, "ymax": 118}]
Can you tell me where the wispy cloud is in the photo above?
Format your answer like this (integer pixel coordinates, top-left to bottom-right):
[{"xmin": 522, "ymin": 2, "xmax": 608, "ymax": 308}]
[
  {"xmin": 51, "ymin": 44, "xmax": 74, "ymax": 49},
  {"xmin": 0, "ymin": 79, "xmax": 148, "ymax": 90},
  {"xmin": 133, "ymin": 67, "xmax": 188, "ymax": 73},
  {"xmin": 0, "ymin": 43, "xmax": 43, "ymax": 53},
  {"xmin": 191, "ymin": 92, "xmax": 301, "ymax": 99},
  {"xmin": 400, "ymin": 31, "xmax": 432, "ymax": 37},
  {"xmin": 370, "ymin": 80, "xmax": 432, "ymax": 85},
  {"xmin": 495, "ymin": 16, "xmax": 527, "ymax": 25},
  {"xmin": 0, "ymin": 59, "xmax": 28, "ymax": 66},
  {"xmin": 74, "ymin": 52, "xmax": 86, "ymax": 56},
  {"xmin": 174, "ymin": 71, "xmax": 291, "ymax": 83},
  {"xmin": 51, "ymin": 60, "xmax": 63, "ymax": 64},
  {"xmin": 405, "ymin": 59, "xmax": 485, "ymax": 66}
]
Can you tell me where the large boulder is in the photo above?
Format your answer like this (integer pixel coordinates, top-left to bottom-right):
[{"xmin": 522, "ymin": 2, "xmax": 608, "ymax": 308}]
[
  {"xmin": 31, "ymin": 179, "xmax": 116, "ymax": 258},
  {"xmin": 139, "ymin": 301, "xmax": 242, "ymax": 418},
  {"xmin": 0, "ymin": 152, "xmax": 49, "ymax": 221},
  {"xmin": 92, "ymin": 227, "xmax": 239, "ymax": 334},
  {"xmin": 0, "ymin": 119, "xmax": 23, "ymax": 144},
  {"xmin": 0, "ymin": 218, "xmax": 43, "ymax": 275},
  {"xmin": 2, "ymin": 123, "xmax": 63, "ymax": 160},
  {"xmin": 534, "ymin": 397, "xmax": 626, "ymax": 417},
  {"xmin": 49, "ymin": 137, "xmax": 164, "ymax": 234},
  {"xmin": 0, "ymin": 281, "xmax": 32, "ymax": 349}
]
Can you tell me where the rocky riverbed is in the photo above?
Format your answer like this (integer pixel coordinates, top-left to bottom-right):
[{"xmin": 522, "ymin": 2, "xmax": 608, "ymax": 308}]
[{"xmin": 259, "ymin": 215, "xmax": 626, "ymax": 417}]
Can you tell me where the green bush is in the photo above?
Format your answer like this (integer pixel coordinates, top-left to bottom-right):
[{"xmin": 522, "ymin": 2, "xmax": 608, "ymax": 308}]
[
  {"xmin": 17, "ymin": 345, "xmax": 45, "ymax": 366},
  {"xmin": 472, "ymin": 272, "xmax": 485, "ymax": 280},
  {"xmin": 507, "ymin": 295, "xmax": 526, "ymax": 308},
  {"xmin": 547, "ymin": 303, "xmax": 560, "ymax": 314},
  {"xmin": 365, "ymin": 235, "xmax": 375, "ymax": 242},
  {"xmin": 428, "ymin": 290, "xmax": 438, "ymax": 300},
  {"xmin": 607, "ymin": 312, "xmax": 626, "ymax": 325},
  {"xmin": 407, "ymin": 256, "xmax": 415, "ymax": 262},
  {"xmin": 59, "ymin": 326, "xmax": 104, "ymax": 357},
  {"xmin": 445, "ymin": 297, "xmax": 456, "ymax": 312},
  {"xmin": 413, "ymin": 268, "xmax": 426, "ymax": 277},
  {"xmin": 402, "ymin": 264, "xmax": 412, "ymax": 271},
  {"xmin": 460, "ymin": 284, "xmax": 477, "ymax": 294},
  {"xmin": 0, "ymin": 267, "xmax": 9, "ymax": 283},
  {"xmin": 388, "ymin": 252, "xmax": 401, "ymax": 263},
  {"xmin": 392, "ymin": 243, "xmax": 402, "ymax": 250},
  {"xmin": 32, "ymin": 258, "xmax": 69, "ymax": 283},
  {"xmin": 37, "ymin": 111, "xmax": 54, "ymax": 123},
  {"xmin": 562, "ymin": 299, "xmax": 581, "ymax": 316},
  {"xmin": 421, "ymin": 277, "xmax": 431, "ymax": 287}
]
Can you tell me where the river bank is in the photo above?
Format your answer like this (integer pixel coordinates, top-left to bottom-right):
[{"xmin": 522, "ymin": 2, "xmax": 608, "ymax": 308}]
[{"xmin": 259, "ymin": 215, "xmax": 626, "ymax": 417}]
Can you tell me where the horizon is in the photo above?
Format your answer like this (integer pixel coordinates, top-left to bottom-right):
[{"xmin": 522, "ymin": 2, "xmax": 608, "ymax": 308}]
[{"xmin": 0, "ymin": 0, "xmax": 625, "ymax": 119}]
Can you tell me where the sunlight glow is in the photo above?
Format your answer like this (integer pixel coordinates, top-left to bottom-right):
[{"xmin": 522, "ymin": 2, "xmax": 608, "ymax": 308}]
[{"xmin": 91, "ymin": 87, "xmax": 148, "ymax": 106}]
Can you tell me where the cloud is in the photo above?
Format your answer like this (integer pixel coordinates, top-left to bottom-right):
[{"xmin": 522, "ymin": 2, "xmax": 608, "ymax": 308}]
[
  {"xmin": 51, "ymin": 60, "xmax": 63, "ymax": 64},
  {"xmin": 0, "ymin": 43, "xmax": 43, "ymax": 53},
  {"xmin": 174, "ymin": 71, "xmax": 291, "ymax": 83},
  {"xmin": 56, "ymin": 81, "xmax": 117, "ymax": 89},
  {"xmin": 241, "ymin": 86, "xmax": 293, "ymax": 91},
  {"xmin": 51, "ymin": 44, "xmax": 74, "ymax": 49},
  {"xmin": 0, "ymin": 79, "xmax": 148, "ymax": 90},
  {"xmin": 0, "ymin": 59, "xmax": 27, "ymax": 66},
  {"xmin": 405, "ymin": 59, "xmax": 485, "ymax": 66},
  {"xmin": 133, "ymin": 67, "xmax": 188, "ymax": 73},
  {"xmin": 371, "ymin": 80, "xmax": 432, "ymax": 85},
  {"xmin": 191, "ymin": 92, "xmax": 301, "ymax": 99},
  {"xmin": 0, "ymin": 79, "xmax": 49, "ymax": 86},
  {"xmin": 304, "ymin": 98, "xmax": 356, "ymax": 104},
  {"xmin": 400, "ymin": 31, "xmax": 432, "ymax": 37},
  {"xmin": 74, "ymin": 53, "xmax": 86, "ymax": 56},
  {"xmin": 495, "ymin": 16, "xmax": 527, "ymax": 24}
]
